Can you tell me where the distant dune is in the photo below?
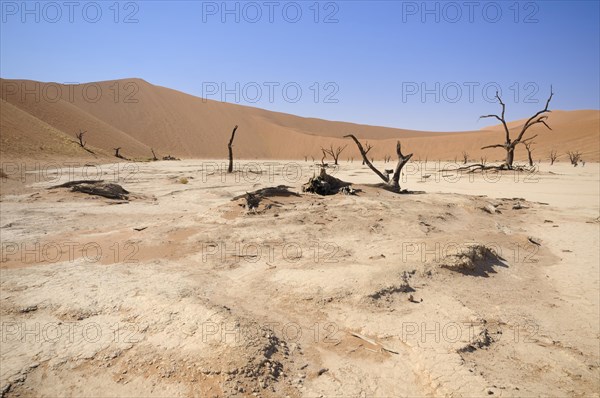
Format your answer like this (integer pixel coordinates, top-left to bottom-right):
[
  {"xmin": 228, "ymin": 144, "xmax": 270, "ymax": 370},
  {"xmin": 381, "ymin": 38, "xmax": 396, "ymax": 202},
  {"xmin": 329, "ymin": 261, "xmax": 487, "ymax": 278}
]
[{"xmin": 1, "ymin": 78, "xmax": 598, "ymax": 162}]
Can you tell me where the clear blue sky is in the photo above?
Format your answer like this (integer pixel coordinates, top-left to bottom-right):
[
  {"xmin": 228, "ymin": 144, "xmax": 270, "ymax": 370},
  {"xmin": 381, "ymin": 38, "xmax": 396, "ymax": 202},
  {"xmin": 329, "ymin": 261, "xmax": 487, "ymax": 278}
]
[{"xmin": 1, "ymin": 1, "xmax": 599, "ymax": 131}]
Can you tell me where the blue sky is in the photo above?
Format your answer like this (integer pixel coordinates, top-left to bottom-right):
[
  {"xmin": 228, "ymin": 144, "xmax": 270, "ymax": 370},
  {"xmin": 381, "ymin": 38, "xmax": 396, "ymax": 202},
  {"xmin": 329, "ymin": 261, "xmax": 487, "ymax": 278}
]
[{"xmin": 1, "ymin": 1, "xmax": 599, "ymax": 131}]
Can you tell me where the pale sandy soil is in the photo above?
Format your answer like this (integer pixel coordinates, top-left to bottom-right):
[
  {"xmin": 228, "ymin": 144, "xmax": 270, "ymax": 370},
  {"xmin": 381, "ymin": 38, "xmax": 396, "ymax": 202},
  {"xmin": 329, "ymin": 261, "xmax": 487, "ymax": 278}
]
[{"xmin": 1, "ymin": 160, "xmax": 598, "ymax": 397}]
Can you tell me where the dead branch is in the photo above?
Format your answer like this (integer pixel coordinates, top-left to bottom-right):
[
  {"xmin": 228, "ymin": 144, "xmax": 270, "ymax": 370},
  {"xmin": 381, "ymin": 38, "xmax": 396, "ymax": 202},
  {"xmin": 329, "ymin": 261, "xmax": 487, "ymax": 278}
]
[
  {"xmin": 480, "ymin": 87, "xmax": 553, "ymax": 169},
  {"xmin": 549, "ymin": 150, "xmax": 558, "ymax": 165},
  {"xmin": 113, "ymin": 147, "xmax": 125, "ymax": 159},
  {"xmin": 75, "ymin": 130, "xmax": 87, "ymax": 148},
  {"xmin": 345, "ymin": 134, "xmax": 413, "ymax": 192},
  {"xmin": 322, "ymin": 144, "xmax": 347, "ymax": 165},
  {"xmin": 227, "ymin": 125, "xmax": 239, "ymax": 173},
  {"xmin": 567, "ymin": 150, "xmax": 581, "ymax": 166},
  {"xmin": 362, "ymin": 142, "xmax": 373, "ymax": 165},
  {"xmin": 522, "ymin": 141, "xmax": 535, "ymax": 167},
  {"xmin": 51, "ymin": 180, "xmax": 129, "ymax": 200}
]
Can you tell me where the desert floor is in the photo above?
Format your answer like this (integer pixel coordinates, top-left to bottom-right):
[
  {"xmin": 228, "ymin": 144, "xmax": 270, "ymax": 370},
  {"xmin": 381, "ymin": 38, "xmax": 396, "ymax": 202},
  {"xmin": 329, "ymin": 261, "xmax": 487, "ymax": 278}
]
[{"xmin": 1, "ymin": 159, "xmax": 599, "ymax": 397}]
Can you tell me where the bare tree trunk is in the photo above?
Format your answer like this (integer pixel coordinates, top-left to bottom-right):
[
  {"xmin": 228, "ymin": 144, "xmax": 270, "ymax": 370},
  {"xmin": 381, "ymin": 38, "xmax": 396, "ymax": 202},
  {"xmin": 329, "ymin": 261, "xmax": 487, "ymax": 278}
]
[
  {"xmin": 481, "ymin": 87, "xmax": 553, "ymax": 170},
  {"xmin": 322, "ymin": 144, "xmax": 347, "ymax": 165},
  {"xmin": 345, "ymin": 134, "xmax": 413, "ymax": 192},
  {"xmin": 506, "ymin": 146, "xmax": 515, "ymax": 168},
  {"xmin": 76, "ymin": 130, "xmax": 87, "ymax": 148},
  {"xmin": 526, "ymin": 146, "xmax": 534, "ymax": 166},
  {"xmin": 227, "ymin": 125, "xmax": 239, "ymax": 173}
]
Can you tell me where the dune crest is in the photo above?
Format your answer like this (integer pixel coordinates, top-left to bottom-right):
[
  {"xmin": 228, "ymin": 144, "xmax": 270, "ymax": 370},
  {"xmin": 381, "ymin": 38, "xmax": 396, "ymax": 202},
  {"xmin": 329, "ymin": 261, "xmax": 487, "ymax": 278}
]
[{"xmin": 1, "ymin": 78, "xmax": 598, "ymax": 162}]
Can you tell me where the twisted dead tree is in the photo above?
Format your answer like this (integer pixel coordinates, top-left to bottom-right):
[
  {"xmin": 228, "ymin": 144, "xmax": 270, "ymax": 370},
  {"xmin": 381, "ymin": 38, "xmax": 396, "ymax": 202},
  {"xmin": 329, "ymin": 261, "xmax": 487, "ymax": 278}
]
[
  {"xmin": 362, "ymin": 141, "xmax": 373, "ymax": 165},
  {"xmin": 481, "ymin": 87, "xmax": 554, "ymax": 169},
  {"xmin": 322, "ymin": 144, "xmax": 347, "ymax": 165},
  {"xmin": 345, "ymin": 134, "xmax": 413, "ymax": 193},
  {"xmin": 151, "ymin": 148, "xmax": 158, "ymax": 161},
  {"xmin": 227, "ymin": 125, "xmax": 239, "ymax": 173},
  {"xmin": 113, "ymin": 147, "xmax": 125, "ymax": 159},
  {"xmin": 522, "ymin": 140, "xmax": 535, "ymax": 167},
  {"xmin": 462, "ymin": 151, "xmax": 469, "ymax": 164},
  {"xmin": 76, "ymin": 130, "xmax": 87, "ymax": 148},
  {"xmin": 74, "ymin": 129, "xmax": 95, "ymax": 154},
  {"xmin": 567, "ymin": 151, "xmax": 581, "ymax": 166},
  {"xmin": 549, "ymin": 150, "xmax": 558, "ymax": 165}
]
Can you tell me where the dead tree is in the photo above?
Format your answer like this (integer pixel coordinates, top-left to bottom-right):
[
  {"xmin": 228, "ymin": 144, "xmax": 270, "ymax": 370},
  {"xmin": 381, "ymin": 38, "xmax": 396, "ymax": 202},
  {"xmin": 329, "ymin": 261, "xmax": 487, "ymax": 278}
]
[
  {"xmin": 481, "ymin": 87, "xmax": 554, "ymax": 169},
  {"xmin": 322, "ymin": 144, "xmax": 347, "ymax": 165},
  {"xmin": 462, "ymin": 151, "xmax": 469, "ymax": 164},
  {"xmin": 522, "ymin": 140, "xmax": 535, "ymax": 167},
  {"xmin": 114, "ymin": 147, "xmax": 124, "ymax": 159},
  {"xmin": 76, "ymin": 130, "xmax": 87, "ymax": 148},
  {"xmin": 227, "ymin": 125, "xmax": 239, "ymax": 173},
  {"xmin": 151, "ymin": 148, "xmax": 158, "ymax": 161},
  {"xmin": 384, "ymin": 155, "xmax": 392, "ymax": 163},
  {"xmin": 345, "ymin": 134, "xmax": 413, "ymax": 193},
  {"xmin": 362, "ymin": 142, "xmax": 373, "ymax": 165},
  {"xmin": 549, "ymin": 150, "xmax": 558, "ymax": 165},
  {"xmin": 567, "ymin": 151, "xmax": 581, "ymax": 166}
]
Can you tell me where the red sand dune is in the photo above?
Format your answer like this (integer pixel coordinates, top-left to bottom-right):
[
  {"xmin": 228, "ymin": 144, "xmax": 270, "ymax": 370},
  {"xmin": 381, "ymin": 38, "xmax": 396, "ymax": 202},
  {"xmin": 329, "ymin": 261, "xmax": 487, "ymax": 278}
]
[{"xmin": 1, "ymin": 78, "xmax": 598, "ymax": 163}]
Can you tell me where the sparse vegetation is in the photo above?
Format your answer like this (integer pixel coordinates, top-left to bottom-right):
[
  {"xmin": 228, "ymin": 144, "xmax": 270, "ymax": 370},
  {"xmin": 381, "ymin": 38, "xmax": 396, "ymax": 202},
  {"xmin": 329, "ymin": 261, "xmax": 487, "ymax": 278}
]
[
  {"xmin": 462, "ymin": 151, "xmax": 469, "ymax": 164},
  {"xmin": 321, "ymin": 144, "xmax": 347, "ymax": 166},
  {"xmin": 549, "ymin": 150, "xmax": 558, "ymax": 165},
  {"xmin": 75, "ymin": 130, "xmax": 87, "ymax": 148},
  {"xmin": 114, "ymin": 147, "xmax": 125, "ymax": 159},
  {"xmin": 227, "ymin": 125, "xmax": 239, "ymax": 173},
  {"xmin": 345, "ymin": 134, "xmax": 413, "ymax": 193},
  {"xmin": 567, "ymin": 150, "xmax": 582, "ymax": 166},
  {"xmin": 481, "ymin": 87, "xmax": 554, "ymax": 169},
  {"xmin": 522, "ymin": 141, "xmax": 535, "ymax": 167}
]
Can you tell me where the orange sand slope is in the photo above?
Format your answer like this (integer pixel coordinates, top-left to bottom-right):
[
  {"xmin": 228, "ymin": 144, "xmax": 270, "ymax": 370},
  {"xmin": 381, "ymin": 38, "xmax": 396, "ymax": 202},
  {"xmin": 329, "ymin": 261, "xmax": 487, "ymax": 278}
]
[{"xmin": 1, "ymin": 78, "xmax": 598, "ymax": 162}]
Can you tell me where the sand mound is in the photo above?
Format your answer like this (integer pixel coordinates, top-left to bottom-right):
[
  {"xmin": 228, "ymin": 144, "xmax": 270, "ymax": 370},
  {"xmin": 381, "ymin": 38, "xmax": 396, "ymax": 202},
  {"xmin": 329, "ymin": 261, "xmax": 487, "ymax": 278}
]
[{"xmin": 2, "ymin": 78, "xmax": 598, "ymax": 162}]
